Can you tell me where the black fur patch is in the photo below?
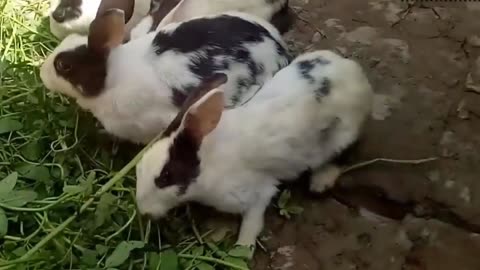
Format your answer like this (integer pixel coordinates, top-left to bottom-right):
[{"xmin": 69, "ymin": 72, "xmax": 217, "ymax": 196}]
[
  {"xmin": 54, "ymin": 45, "xmax": 107, "ymax": 97},
  {"xmin": 314, "ymin": 78, "xmax": 331, "ymax": 102},
  {"xmin": 297, "ymin": 57, "xmax": 330, "ymax": 83},
  {"xmin": 153, "ymin": 15, "xmax": 289, "ymax": 106},
  {"xmin": 268, "ymin": 0, "xmax": 294, "ymax": 34},
  {"xmin": 52, "ymin": 0, "xmax": 83, "ymax": 23},
  {"xmin": 171, "ymin": 87, "xmax": 189, "ymax": 107},
  {"xmin": 154, "ymin": 129, "xmax": 200, "ymax": 195}
]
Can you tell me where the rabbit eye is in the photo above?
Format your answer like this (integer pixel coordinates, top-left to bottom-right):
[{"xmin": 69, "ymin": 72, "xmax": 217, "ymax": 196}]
[
  {"xmin": 161, "ymin": 170, "xmax": 171, "ymax": 181},
  {"xmin": 54, "ymin": 58, "xmax": 72, "ymax": 73}
]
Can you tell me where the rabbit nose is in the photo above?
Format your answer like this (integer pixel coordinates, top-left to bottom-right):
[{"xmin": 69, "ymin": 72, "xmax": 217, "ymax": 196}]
[{"xmin": 52, "ymin": 9, "xmax": 66, "ymax": 22}]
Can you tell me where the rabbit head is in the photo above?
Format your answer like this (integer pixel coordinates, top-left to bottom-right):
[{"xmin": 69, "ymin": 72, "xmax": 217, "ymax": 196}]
[
  {"xmin": 136, "ymin": 73, "xmax": 227, "ymax": 219},
  {"xmin": 49, "ymin": 0, "xmax": 102, "ymax": 38},
  {"xmin": 41, "ymin": 9, "xmax": 127, "ymax": 100}
]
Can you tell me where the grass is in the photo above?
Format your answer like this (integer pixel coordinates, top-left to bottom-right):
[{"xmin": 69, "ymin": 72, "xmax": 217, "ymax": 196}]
[{"xmin": 0, "ymin": 1, "xmax": 255, "ymax": 269}]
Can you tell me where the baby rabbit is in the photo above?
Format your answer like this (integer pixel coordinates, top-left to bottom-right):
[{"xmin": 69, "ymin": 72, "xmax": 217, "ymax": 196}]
[
  {"xmin": 48, "ymin": 0, "xmax": 150, "ymax": 39},
  {"xmin": 135, "ymin": 50, "xmax": 374, "ymax": 247},
  {"xmin": 130, "ymin": 0, "xmax": 292, "ymax": 40},
  {"xmin": 40, "ymin": 9, "xmax": 291, "ymax": 144}
]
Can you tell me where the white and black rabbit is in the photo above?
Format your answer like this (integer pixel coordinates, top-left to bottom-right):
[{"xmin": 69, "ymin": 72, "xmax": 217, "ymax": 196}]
[
  {"xmin": 40, "ymin": 9, "xmax": 291, "ymax": 144},
  {"xmin": 48, "ymin": 0, "xmax": 292, "ymax": 39},
  {"xmin": 135, "ymin": 50, "xmax": 374, "ymax": 247},
  {"xmin": 48, "ymin": 0, "xmax": 150, "ymax": 39},
  {"xmin": 130, "ymin": 0, "xmax": 292, "ymax": 40}
]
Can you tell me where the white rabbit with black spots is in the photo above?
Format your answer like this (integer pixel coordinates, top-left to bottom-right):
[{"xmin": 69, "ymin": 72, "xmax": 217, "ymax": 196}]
[
  {"xmin": 135, "ymin": 50, "xmax": 374, "ymax": 247},
  {"xmin": 48, "ymin": 0, "xmax": 292, "ymax": 40},
  {"xmin": 40, "ymin": 9, "xmax": 291, "ymax": 144},
  {"xmin": 131, "ymin": 0, "xmax": 292, "ymax": 40}
]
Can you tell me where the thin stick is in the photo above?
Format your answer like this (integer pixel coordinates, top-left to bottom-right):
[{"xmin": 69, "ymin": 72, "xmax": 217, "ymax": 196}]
[
  {"xmin": 177, "ymin": 254, "xmax": 248, "ymax": 270},
  {"xmin": 187, "ymin": 205, "xmax": 204, "ymax": 244},
  {"xmin": 341, "ymin": 157, "xmax": 438, "ymax": 174}
]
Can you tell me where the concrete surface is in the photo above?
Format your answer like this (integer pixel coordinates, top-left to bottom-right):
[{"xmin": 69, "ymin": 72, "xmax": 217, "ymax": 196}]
[{"xmin": 252, "ymin": 0, "xmax": 480, "ymax": 269}]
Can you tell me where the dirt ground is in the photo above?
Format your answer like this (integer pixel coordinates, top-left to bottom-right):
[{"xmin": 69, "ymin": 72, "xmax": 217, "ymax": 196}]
[{"xmin": 249, "ymin": 0, "xmax": 480, "ymax": 269}]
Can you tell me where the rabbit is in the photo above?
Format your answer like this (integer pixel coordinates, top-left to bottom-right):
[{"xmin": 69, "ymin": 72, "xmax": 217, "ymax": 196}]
[
  {"xmin": 48, "ymin": 0, "xmax": 150, "ymax": 39},
  {"xmin": 130, "ymin": 0, "xmax": 292, "ymax": 40},
  {"xmin": 40, "ymin": 9, "xmax": 291, "ymax": 144},
  {"xmin": 135, "ymin": 50, "xmax": 374, "ymax": 247}
]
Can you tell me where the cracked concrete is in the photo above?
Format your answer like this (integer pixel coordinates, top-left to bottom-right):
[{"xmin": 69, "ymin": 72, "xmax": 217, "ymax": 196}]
[{"xmin": 252, "ymin": 0, "xmax": 480, "ymax": 269}]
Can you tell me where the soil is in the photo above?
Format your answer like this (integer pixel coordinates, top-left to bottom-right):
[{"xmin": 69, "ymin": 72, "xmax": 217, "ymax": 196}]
[{"xmin": 250, "ymin": 0, "xmax": 480, "ymax": 269}]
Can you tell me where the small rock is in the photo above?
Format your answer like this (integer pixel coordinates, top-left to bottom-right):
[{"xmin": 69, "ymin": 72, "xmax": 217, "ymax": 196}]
[
  {"xmin": 395, "ymin": 229, "xmax": 413, "ymax": 249},
  {"xmin": 460, "ymin": 187, "xmax": 471, "ymax": 203},
  {"xmin": 427, "ymin": 170, "xmax": 440, "ymax": 182},
  {"xmin": 311, "ymin": 32, "xmax": 322, "ymax": 43},
  {"xmin": 456, "ymin": 99, "xmax": 470, "ymax": 120},
  {"xmin": 421, "ymin": 228, "xmax": 431, "ymax": 238},
  {"xmin": 440, "ymin": 131, "xmax": 455, "ymax": 146},
  {"xmin": 444, "ymin": 180, "xmax": 455, "ymax": 189}
]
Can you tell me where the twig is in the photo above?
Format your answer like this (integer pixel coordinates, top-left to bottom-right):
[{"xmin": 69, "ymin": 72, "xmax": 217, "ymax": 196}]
[
  {"xmin": 177, "ymin": 254, "xmax": 248, "ymax": 270},
  {"xmin": 256, "ymin": 239, "xmax": 268, "ymax": 253},
  {"xmin": 187, "ymin": 205, "xmax": 204, "ymax": 244},
  {"xmin": 341, "ymin": 157, "xmax": 438, "ymax": 174}
]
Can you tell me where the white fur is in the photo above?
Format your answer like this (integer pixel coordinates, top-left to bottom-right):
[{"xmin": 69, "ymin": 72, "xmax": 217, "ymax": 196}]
[
  {"xmin": 136, "ymin": 50, "xmax": 374, "ymax": 246},
  {"xmin": 49, "ymin": 0, "xmax": 150, "ymax": 39},
  {"xmin": 40, "ymin": 12, "xmax": 290, "ymax": 144},
  {"xmin": 130, "ymin": 0, "xmax": 287, "ymax": 40}
]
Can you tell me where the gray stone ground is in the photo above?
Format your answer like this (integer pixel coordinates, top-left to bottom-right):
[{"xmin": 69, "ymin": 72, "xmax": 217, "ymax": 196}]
[{"xmin": 250, "ymin": 0, "xmax": 480, "ymax": 269}]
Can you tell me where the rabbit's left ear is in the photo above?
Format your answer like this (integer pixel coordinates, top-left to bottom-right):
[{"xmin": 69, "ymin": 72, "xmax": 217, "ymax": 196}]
[
  {"xmin": 88, "ymin": 9, "xmax": 126, "ymax": 57},
  {"xmin": 182, "ymin": 73, "xmax": 227, "ymax": 143}
]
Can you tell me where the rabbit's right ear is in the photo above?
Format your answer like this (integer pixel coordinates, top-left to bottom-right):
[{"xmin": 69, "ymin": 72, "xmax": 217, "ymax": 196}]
[
  {"xmin": 149, "ymin": 0, "xmax": 182, "ymax": 31},
  {"xmin": 96, "ymin": 0, "xmax": 135, "ymax": 23},
  {"xmin": 88, "ymin": 9, "xmax": 126, "ymax": 57},
  {"xmin": 182, "ymin": 74, "xmax": 228, "ymax": 142}
]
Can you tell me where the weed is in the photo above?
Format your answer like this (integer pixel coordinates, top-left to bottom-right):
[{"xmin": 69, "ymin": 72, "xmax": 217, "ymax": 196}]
[{"xmin": 0, "ymin": 1, "xmax": 250, "ymax": 269}]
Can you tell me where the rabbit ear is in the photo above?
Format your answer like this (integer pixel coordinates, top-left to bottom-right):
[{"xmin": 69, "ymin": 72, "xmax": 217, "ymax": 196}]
[
  {"xmin": 149, "ymin": 0, "xmax": 182, "ymax": 31},
  {"xmin": 182, "ymin": 73, "xmax": 227, "ymax": 142},
  {"xmin": 96, "ymin": 0, "xmax": 135, "ymax": 23},
  {"xmin": 88, "ymin": 9, "xmax": 126, "ymax": 57}
]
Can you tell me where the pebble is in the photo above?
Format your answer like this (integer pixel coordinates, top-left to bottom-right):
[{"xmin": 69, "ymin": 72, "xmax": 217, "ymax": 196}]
[
  {"xmin": 457, "ymin": 99, "xmax": 470, "ymax": 120},
  {"xmin": 311, "ymin": 32, "xmax": 322, "ymax": 43}
]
